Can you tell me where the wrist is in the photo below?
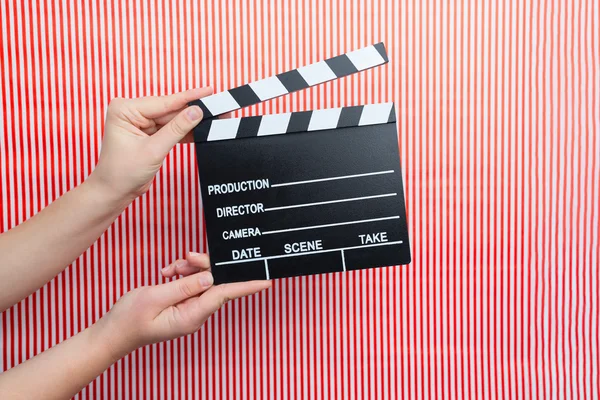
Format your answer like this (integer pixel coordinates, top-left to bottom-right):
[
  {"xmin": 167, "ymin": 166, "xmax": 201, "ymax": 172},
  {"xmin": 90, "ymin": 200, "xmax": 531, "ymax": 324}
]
[
  {"xmin": 90, "ymin": 314, "xmax": 134, "ymax": 364},
  {"xmin": 85, "ymin": 172, "xmax": 136, "ymax": 212}
]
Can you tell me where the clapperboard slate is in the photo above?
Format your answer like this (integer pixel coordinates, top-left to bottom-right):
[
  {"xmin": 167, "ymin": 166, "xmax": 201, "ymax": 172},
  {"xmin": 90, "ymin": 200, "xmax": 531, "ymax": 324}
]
[{"xmin": 191, "ymin": 43, "xmax": 411, "ymax": 283}]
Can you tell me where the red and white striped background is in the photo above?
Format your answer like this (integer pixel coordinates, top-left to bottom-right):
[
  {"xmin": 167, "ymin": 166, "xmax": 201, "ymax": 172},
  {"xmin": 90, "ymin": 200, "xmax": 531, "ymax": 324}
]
[{"xmin": 1, "ymin": 0, "xmax": 599, "ymax": 398}]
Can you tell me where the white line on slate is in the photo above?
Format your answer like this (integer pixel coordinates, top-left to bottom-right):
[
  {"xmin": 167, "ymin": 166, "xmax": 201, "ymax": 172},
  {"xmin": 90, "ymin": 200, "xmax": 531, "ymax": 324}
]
[
  {"xmin": 270, "ymin": 170, "xmax": 395, "ymax": 188},
  {"xmin": 261, "ymin": 215, "xmax": 400, "ymax": 235},
  {"xmin": 264, "ymin": 259, "xmax": 270, "ymax": 280},
  {"xmin": 263, "ymin": 193, "xmax": 397, "ymax": 212}
]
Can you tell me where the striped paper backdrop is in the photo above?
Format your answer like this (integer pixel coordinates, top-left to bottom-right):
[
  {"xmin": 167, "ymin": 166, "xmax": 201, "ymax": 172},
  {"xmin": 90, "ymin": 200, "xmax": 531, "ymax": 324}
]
[{"xmin": 1, "ymin": 0, "xmax": 599, "ymax": 398}]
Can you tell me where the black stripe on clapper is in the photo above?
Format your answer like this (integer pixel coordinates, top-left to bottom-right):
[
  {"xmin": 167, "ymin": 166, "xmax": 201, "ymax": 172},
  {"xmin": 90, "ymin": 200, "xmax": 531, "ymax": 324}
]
[
  {"xmin": 228, "ymin": 84, "xmax": 261, "ymax": 108},
  {"xmin": 285, "ymin": 110, "xmax": 313, "ymax": 133},
  {"xmin": 374, "ymin": 42, "xmax": 389, "ymax": 62},
  {"xmin": 276, "ymin": 69, "xmax": 309, "ymax": 93},
  {"xmin": 387, "ymin": 103, "xmax": 397, "ymax": 123},
  {"xmin": 325, "ymin": 54, "xmax": 359, "ymax": 78},
  {"xmin": 337, "ymin": 105, "xmax": 364, "ymax": 128},
  {"xmin": 193, "ymin": 119, "xmax": 213, "ymax": 142},
  {"xmin": 236, "ymin": 116, "xmax": 263, "ymax": 138},
  {"xmin": 188, "ymin": 99, "xmax": 213, "ymax": 119}
]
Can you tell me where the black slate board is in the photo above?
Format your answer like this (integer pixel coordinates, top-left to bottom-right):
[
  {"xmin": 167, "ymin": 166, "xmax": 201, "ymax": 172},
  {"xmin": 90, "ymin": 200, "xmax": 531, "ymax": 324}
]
[{"xmin": 194, "ymin": 106, "xmax": 411, "ymax": 283}]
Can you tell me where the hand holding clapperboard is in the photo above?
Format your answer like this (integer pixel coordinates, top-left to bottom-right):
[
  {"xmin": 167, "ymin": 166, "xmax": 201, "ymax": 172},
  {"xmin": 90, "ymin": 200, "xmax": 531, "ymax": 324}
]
[{"xmin": 190, "ymin": 43, "xmax": 411, "ymax": 284}]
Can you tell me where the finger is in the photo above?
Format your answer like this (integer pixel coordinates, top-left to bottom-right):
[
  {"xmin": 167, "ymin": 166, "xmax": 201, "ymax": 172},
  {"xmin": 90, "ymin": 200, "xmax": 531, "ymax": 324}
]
[
  {"xmin": 161, "ymin": 259, "xmax": 187, "ymax": 278},
  {"xmin": 160, "ymin": 259, "xmax": 177, "ymax": 277},
  {"xmin": 185, "ymin": 280, "xmax": 272, "ymax": 321},
  {"xmin": 152, "ymin": 109, "xmax": 183, "ymax": 127},
  {"xmin": 140, "ymin": 109, "xmax": 184, "ymax": 136},
  {"xmin": 133, "ymin": 87, "xmax": 213, "ymax": 119},
  {"xmin": 214, "ymin": 281, "xmax": 272, "ymax": 301},
  {"xmin": 187, "ymin": 252, "xmax": 211, "ymax": 269},
  {"xmin": 173, "ymin": 115, "xmax": 221, "ymax": 144},
  {"xmin": 173, "ymin": 263, "xmax": 209, "ymax": 277},
  {"xmin": 152, "ymin": 271, "xmax": 214, "ymax": 306},
  {"xmin": 149, "ymin": 106, "xmax": 204, "ymax": 157},
  {"xmin": 162, "ymin": 253, "xmax": 210, "ymax": 278},
  {"xmin": 155, "ymin": 112, "xmax": 222, "ymax": 143},
  {"xmin": 154, "ymin": 108, "xmax": 233, "ymax": 126},
  {"xmin": 179, "ymin": 252, "xmax": 211, "ymax": 276}
]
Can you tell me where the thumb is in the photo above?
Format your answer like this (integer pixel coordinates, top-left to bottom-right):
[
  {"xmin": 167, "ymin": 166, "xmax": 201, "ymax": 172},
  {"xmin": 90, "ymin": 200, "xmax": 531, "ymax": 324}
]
[{"xmin": 150, "ymin": 105, "xmax": 203, "ymax": 156}]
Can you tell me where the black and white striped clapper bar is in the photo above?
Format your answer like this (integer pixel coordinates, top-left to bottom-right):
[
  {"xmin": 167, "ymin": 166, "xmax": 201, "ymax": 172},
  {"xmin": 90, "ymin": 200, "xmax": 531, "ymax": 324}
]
[{"xmin": 192, "ymin": 43, "xmax": 411, "ymax": 284}]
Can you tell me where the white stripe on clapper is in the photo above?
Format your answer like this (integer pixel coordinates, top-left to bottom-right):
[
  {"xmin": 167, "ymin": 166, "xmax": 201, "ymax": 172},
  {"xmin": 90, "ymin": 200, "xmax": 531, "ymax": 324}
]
[
  {"xmin": 201, "ymin": 90, "xmax": 240, "ymax": 116},
  {"xmin": 307, "ymin": 107, "xmax": 342, "ymax": 131},
  {"xmin": 297, "ymin": 60, "xmax": 337, "ymax": 85},
  {"xmin": 358, "ymin": 103, "xmax": 393, "ymax": 126},
  {"xmin": 249, "ymin": 75, "xmax": 288, "ymax": 101},
  {"xmin": 207, "ymin": 118, "xmax": 241, "ymax": 141},
  {"xmin": 345, "ymin": 45, "xmax": 385, "ymax": 71},
  {"xmin": 257, "ymin": 112, "xmax": 292, "ymax": 136}
]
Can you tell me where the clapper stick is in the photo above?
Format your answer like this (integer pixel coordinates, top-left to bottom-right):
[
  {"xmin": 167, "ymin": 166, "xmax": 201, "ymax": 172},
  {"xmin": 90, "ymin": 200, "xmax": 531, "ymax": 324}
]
[
  {"xmin": 192, "ymin": 43, "xmax": 411, "ymax": 283},
  {"xmin": 189, "ymin": 43, "xmax": 389, "ymax": 119}
]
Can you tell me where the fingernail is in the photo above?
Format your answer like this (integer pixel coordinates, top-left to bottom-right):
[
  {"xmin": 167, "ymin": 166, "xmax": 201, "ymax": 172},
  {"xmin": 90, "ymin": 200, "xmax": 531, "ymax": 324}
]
[
  {"xmin": 199, "ymin": 272, "xmax": 214, "ymax": 287},
  {"xmin": 189, "ymin": 251, "xmax": 202, "ymax": 258},
  {"xmin": 161, "ymin": 264, "xmax": 172, "ymax": 274},
  {"xmin": 186, "ymin": 106, "xmax": 202, "ymax": 121}
]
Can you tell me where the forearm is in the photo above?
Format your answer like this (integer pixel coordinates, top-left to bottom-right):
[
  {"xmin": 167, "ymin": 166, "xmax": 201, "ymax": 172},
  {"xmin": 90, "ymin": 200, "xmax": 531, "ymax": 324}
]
[
  {"xmin": 0, "ymin": 322, "xmax": 123, "ymax": 400},
  {"xmin": 0, "ymin": 175, "xmax": 131, "ymax": 311}
]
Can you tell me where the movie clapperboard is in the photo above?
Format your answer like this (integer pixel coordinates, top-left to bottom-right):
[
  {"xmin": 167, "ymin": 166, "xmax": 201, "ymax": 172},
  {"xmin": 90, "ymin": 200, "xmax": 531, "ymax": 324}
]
[{"xmin": 191, "ymin": 42, "xmax": 411, "ymax": 284}]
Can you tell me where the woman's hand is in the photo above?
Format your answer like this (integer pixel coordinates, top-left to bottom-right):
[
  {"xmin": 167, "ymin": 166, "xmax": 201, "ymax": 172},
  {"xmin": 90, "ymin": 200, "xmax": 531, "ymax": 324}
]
[
  {"xmin": 0, "ymin": 253, "xmax": 269, "ymax": 400},
  {"xmin": 96, "ymin": 253, "xmax": 271, "ymax": 359},
  {"xmin": 89, "ymin": 87, "xmax": 212, "ymax": 202},
  {"xmin": 0, "ymin": 89, "xmax": 214, "ymax": 311}
]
